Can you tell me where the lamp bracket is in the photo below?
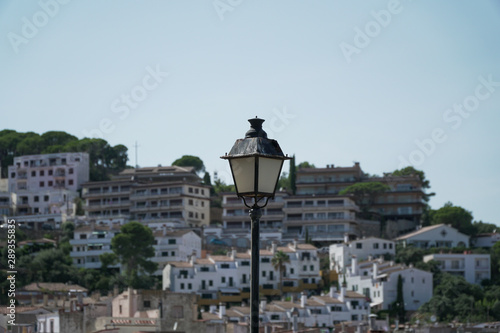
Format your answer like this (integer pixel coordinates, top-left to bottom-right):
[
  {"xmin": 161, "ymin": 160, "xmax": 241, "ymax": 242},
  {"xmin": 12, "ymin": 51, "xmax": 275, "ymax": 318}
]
[{"xmin": 240, "ymin": 196, "xmax": 272, "ymax": 210}]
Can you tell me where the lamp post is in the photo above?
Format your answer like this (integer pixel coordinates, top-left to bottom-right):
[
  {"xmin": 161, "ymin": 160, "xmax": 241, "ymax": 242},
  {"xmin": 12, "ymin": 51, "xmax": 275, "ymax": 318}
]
[{"xmin": 222, "ymin": 117, "xmax": 290, "ymax": 333}]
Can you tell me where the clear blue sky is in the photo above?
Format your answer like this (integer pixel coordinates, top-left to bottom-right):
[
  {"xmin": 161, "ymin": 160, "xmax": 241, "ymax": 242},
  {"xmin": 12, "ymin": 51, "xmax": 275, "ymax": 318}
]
[{"xmin": 1, "ymin": 1, "xmax": 500, "ymax": 226}]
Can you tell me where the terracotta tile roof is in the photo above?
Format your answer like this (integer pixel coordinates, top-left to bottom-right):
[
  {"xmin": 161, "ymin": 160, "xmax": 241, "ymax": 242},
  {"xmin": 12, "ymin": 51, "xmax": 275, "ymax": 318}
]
[
  {"xmin": 344, "ymin": 291, "xmax": 367, "ymax": 299},
  {"xmin": 230, "ymin": 306, "xmax": 250, "ymax": 315},
  {"xmin": 226, "ymin": 309, "xmax": 246, "ymax": 317},
  {"xmin": 265, "ymin": 304, "xmax": 287, "ymax": 312},
  {"xmin": 209, "ymin": 255, "xmax": 234, "ymax": 262},
  {"xmin": 296, "ymin": 243, "xmax": 318, "ymax": 250},
  {"xmin": 168, "ymin": 261, "xmax": 193, "ymax": 268},
  {"xmin": 22, "ymin": 283, "xmax": 88, "ymax": 292},
  {"xmin": 276, "ymin": 246, "xmax": 295, "ymax": 253},
  {"xmin": 235, "ymin": 253, "xmax": 251, "ymax": 259},
  {"xmin": 311, "ymin": 296, "xmax": 343, "ymax": 304},
  {"xmin": 260, "ymin": 250, "xmax": 273, "ymax": 256},
  {"xmin": 201, "ymin": 312, "xmax": 222, "ymax": 320},
  {"xmin": 394, "ymin": 224, "xmax": 445, "ymax": 240},
  {"xmin": 0, "ymin": 306, "xmax": 50, "ymax": 314},
  {"xmin": 18, "ymin": 238, "xmax": 56, "ymax": 247},
  {"xmin": 271, "ymin": 301, "xmax": 296, "ymax": 310},
  {"xmin": 195, "ymin": 258, "xmax": 214, "ymax": 265},
  {"xmin": 306, "ymin": 299, "xmax": 323, "ymax": 306}
]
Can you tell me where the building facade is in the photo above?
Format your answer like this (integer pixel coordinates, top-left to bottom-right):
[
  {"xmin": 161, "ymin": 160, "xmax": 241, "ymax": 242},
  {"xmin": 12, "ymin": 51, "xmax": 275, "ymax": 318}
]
[
  {"xmin": 423, "ymin": 252, "xmax": 491, "ymax": 284},
  {"xmin": 394, "ymin": 224, "xmax": 470, "ymax": 249}
]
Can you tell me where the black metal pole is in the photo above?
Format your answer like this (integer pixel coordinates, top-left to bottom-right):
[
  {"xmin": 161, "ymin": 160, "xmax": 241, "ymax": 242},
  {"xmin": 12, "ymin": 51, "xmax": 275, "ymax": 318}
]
[{"xmin": 249, "ymin": 204, "xmax": 262, "ymax": 333}]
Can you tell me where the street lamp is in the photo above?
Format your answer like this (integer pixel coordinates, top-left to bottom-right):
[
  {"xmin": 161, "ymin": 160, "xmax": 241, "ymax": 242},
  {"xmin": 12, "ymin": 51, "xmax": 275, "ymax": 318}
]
[{"xmin": 221, "ymin": 117, "xmax": 290, "ymax": 333}]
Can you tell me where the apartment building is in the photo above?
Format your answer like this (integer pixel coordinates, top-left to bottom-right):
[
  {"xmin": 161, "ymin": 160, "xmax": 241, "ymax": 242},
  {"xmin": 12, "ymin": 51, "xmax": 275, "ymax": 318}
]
[
  {"xmin": 330, "ymin": 236, "xmax": 396, "ymax": 273},
  {"xmin": 283, "ymin": 195, "xmax": 360, "ymax": 243},
  {"xmin": 346, "ymin": 257, "xmax": 433, "ymax": 311},
  {"xmin": 70, "ymin": 223, "xmax": 201, "ymax": 274},
  {"xmin": 423, "ymin": 252, "xmax": 490, "ymax": 284},
  {"xmin": 220, "ymin": 191, "xmax": 360, "ymax": 245},
  {"xmin": 163, "ymin": 241, "xmax": 320, "ymax": 306},
  {"xmin": 6, "ymin": 152, "xmax": 89, "ymax": 218},
  {"xmin": 82, "ymin": 165, "xmax": 211, "ymax": 227},
  {"xmin": 295, "ymin": 163, "xmax": 427, "ymax": 230}
]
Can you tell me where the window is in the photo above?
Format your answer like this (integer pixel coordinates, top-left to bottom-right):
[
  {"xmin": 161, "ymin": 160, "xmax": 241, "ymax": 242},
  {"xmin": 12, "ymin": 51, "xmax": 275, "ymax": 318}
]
[
  {"xmin": 310, "ymin": 265, "xmax": 314, "ymax": 271},
  {"xmin": 162, "ymin": 252, "xmax": 169, "ymax": 257},
  {"xmin": 80, "ymin": 234, "xmax": 87, "ymax": 239},
  {"xmin": 48, "ymin": 181, "xmax": 53, "ymax": 186},
  {"xmin": 188, "ymin": 199, "xmax": 193, "ymax": 205},
  {"xmin": 271, "ymin": 314, "xmax": 280, "ymax": 320},
  {"xmin": 180, "ymin": 283, "xmax": 185, "ymax": 290},
  {"xmin": 69, "ymin": 168, "xmax": 74, "ymax": 174},
  {"xmin": 200, "ymin": 267, "xmax": 209, "ymax": 272},
  {"xmin": 373, "ymin": 243, "xmax": 379, "ymax": 249},
  {"xmin": 48, "ymin": 170, "xmax": 53, "ymax": 176},
  {"xmin": 171, "ymin": 251, "xmax": 175, "ymax": 256},
  {"xmin": 262, "ymin": 271, "xmax": 266, "ymax": 277},
  {"xmin": 11, "ymin": 172, "xmax": 15, "ymax": 178},
  {"xmin": 221, "ymin": 277, "xmax": 226, "ymax": 283},
  {"xmin": 168, "ymin": 239, "xmax": 176, "ymax": 245},
  {"xmin": 31, "ymin": 171, "xmax": 36, "ymax": 177},
  {"xmin": 221, "ymin": 264, "xmax": 230, "ymax": 269},
  {"xmin": 119, "ymin": 305, "xmax": 122, "ymax": 314},
  {"xmin": 40, "ymin": 181, "xmax": 45, "ymax": 187},
  {"xmin": 40, "ymin": 170, "xmax": 45, "ymax": 176},
  {"xmin": 290, "ymin": 268, "xmax": 294, "ymax": 274},
  {"xmin": 189, "ymin": 187, "xmax": 193, "ymax": 193},
  {"xmin": 241, "ymin": 261, "xmax": 250, "ymax": 266},
  {"xmin": 303, "ymin": 265, "xmax": 307, "ymax": 271},
  {"xmin": 383, "ymin": 243, "xmax": 387, "ymax": 249},
  {"xmin": 34, "ymin": 196, "xmax": 39, "ymax": 202},
  {"xmin": 356, "ymin": 243, "xmax": 362, "ymax": 249},
  {"xmin": 261, "ymin": 258, "xmax": 270, "ymax": 263},
  {"xmin": 209, "ymin": 280, "xmax": 213, "ymax": 286},
  {"xmin": 389, "ymin": 243, "xmax": 393, "ymax": 249},
  {"xmin": 68, "ymin": 179, "xmax": 74, "ymax": 185},
  {"xmin": 188, "ymin": 283, "xmax": 192, "ymax": 289},
  {"xmin": 143, "ymin": 300, "xmax": 151, "ymax": 308}
]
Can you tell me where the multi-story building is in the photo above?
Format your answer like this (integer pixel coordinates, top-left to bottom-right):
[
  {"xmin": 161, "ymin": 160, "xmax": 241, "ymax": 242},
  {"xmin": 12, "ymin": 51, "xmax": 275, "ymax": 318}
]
[
  {"xmin": 472, "ymin": 231, "xmax": 500, "ymax": 248},
  {"xmin": 423, "ymin": 252, "xmax": 490, "ymax": 285},
  {"xmin": 329, "ymin": 236, "xmax": 396, "ymax": 273},
  {"xmin": 345, "ymin": 257, "xmax": 433, "ymax": 311},
  {"xmin": 295, "ymin": 163, "xmax": 427, "ymax": 234},
  {"xmin": 282, "ymin": 195, "xmax": 360, "ymax": 244},
  {"xmin": 70, "ymin": 223, "xmax": 201, "ymax": 274},
  {"xmin": 6, "ymin": 152, "xmax": 89, "ymax": 219},
  {"xmin": 82, "ymin": 166, "xmax": 211, "ymax": 227},
  {"xmin": 394, "ymin": 224, "xmax": 470, "ymax": 249},
  {"xmin": 163, "ymin": 241, "xmax": 320, "ymax": 306},
  {"xmin": 220, "ymin": 191, "xmax": 360, "ymax": 246}
]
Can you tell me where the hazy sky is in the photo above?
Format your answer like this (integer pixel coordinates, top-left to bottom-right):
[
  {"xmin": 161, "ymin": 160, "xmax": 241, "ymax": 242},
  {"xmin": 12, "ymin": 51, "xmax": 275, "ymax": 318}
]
[{"xmin": 1, "ymin": 1, "xmax": 500, "ymax": 226}]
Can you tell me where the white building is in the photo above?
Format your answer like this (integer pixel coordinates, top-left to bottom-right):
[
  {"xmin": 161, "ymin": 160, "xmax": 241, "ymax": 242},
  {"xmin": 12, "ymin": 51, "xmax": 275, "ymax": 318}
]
[
  {"xmin": 70, "ymin": 223, "xmax": 201, "ymax": 275},
  {"xmin": 472, "ymin": 232, "xmax": 500, "ymax": 248},
  {"xmin": 423, "ymin": 252, "xmax": 490, "ymax": 284},
  {"xmin": 202, "ymin": 286, "xmax": 370, "ymax": 328},
  {"xmin": 394, "ymin": 224, "xmax": 470, "ymax": 248},
  {"xmin": 330, "ymin": 236, "xmax": 396, "ymax": 273},
  {"xmin": 346, "ymin": 257, "xmax": 433, "ymax": 311},
  {"xmin": 163, "ymin": 241, "xmax": 320, "ymax": 305}
]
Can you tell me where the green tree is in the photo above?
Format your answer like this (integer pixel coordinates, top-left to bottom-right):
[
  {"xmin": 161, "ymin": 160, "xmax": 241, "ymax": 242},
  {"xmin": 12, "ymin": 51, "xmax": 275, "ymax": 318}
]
[
  {"xmin": 392, "ymin": 166, "xmax": 435, "ymax": 202},
  {"xmin": 271, "ymin": 250, "xmax": 290, "ymax": 296},
  {"xmin": 172, "ymin": 155, "xmax": 205, "ymax": 174},
  {"xmin": 431, "ymin": 202, "xmax": 474, "ymax": 235},
  {"xmin": 339, "ymin": 182, "xmax": 389, "ymax": 215},
  {"xmin": 395, "ymin": 274, "xmax": 405, "ymax": 322},
  {"xmin": 297, "ymin": 161, "xmax": 315, "ymax": 169},
  {"xmin": 111, "ymin": 222, "xmax": 157, "ymax": 288},
  {"xmin": 472, "ymin": 221, "xmax": 497, "ymax": 235}
]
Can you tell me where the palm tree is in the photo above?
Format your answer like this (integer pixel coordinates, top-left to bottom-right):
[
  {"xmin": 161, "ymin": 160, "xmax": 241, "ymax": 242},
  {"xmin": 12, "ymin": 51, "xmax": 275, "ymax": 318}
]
[{"xmin": 271, "ymin": 250, "xmax": 290, "ymax": 296}]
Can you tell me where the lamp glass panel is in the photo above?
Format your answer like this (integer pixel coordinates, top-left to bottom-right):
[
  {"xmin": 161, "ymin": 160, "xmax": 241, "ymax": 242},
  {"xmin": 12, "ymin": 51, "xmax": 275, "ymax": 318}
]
[
  {"xmin": 257, "ymin": 157, "xmax": 283, "ymax": 195},
  {"xmin": 230, "ymin": 157, "xmax": 255, "ymax": 195}
]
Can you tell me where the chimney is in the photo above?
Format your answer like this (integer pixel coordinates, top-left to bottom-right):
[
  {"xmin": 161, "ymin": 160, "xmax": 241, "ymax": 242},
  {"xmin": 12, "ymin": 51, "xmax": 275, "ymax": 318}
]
[
  {"xmin": 260, "ymin": 299, "xmax": 267, "ymax": 312},
  {"xmin": 293, "ymin": 239, "xmax": 298, "ymax": 250},
  {"xmin": 340, "ymin": 284, "xmax": 346, "ymax": 303},
  {"xmin": 300, "ymin": 292, "xmax": 307, "ymax": 308},
  {"xmin": 231, "ymin": 248, "xmax": 237, "ymax": 259},
  {"xmin": 209, "ymin": 305, "xmax": 217, "ymax": 314},
  {"xmin": 373, "ymin": 261, "xmax": 379, "ymax": 278},
  {"xmin": 343, "ymin": 233, "xmax": 349, "ymax": 243},
  {"xmin": 271, "ymin": 241, "xmax": 277, "ymax": 254},
  {"xmin": 43, "ymin": 293, "xmax": 48, "ymax": 306},
  {"xmin": 31, "ymin": 295, "xmax": 37, "ymax": 306},
  {"xmin": 329, "ymin": 285, "xmax": 336, "ymax": 298},
  {"xmin": 351, "ymin": 255, "xmax": 358, "ymax": 276},
  {"xmin": 163, "ymin": 226, "xmax": 167, "ymax": 236},
  {"xmin": 219, "ymin": 302, "xmax": 226, "ymax": 318}
]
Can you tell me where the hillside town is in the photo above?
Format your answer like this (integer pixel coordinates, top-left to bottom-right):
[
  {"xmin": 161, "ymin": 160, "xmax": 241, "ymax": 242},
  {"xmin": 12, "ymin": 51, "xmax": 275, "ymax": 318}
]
[{"xmin": 1, "ymin": 146, "xmax": 499, "ymax": 333}]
